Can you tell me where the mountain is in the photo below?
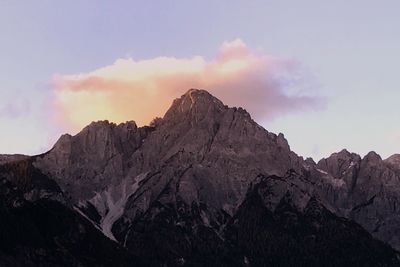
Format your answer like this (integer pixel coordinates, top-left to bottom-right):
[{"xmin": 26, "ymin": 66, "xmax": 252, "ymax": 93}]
[
  {"xmin": 0, "ymin": 175, "xmax": 146, "ymax": 267},
  {"xmin": 1, "ymin": 89, "xmax": 399, "ymax": 266},
  {"xmin": 34, "ymin": 89, "xmax": 302, "ymax": 241},
  {"xmin": 315, "ymin": 149, "xmax": 400, "ymax": 250},
  {"xmin": 225, "ymin": 173, "xmax": 399, "ymax": 266}
]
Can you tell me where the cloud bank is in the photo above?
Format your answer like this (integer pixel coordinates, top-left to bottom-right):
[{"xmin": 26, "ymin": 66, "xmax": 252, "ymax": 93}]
[{"xmin": 52, "ymin": 39, "xmax": 321, "ymax": 133}]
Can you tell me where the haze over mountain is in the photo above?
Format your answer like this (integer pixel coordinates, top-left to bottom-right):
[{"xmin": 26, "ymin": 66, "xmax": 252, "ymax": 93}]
[{"xmin": 0, "ymin": 89, "xmax": 400, "ymax": 266}]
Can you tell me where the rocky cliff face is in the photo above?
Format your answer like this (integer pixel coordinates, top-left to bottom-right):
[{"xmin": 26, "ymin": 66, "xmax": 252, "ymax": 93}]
[
  {"xmin": 116, "ymin": 89, "xmax": 302, "ymax": 224},
  {"xmin": 35, "ymin": 89, "xmax": 303, "ymax": 241},
  {"xmin": 35, "ymin": 120, "xmax": 152, "ymax": 202},
  {"xmin": 316, "ymin": 149, "xmax": 400, "ymax": 250},
  {"xmin": 1, "ymin": 89, "xmax": 400, "ymax": 266},
  {"xmin": 225, "ymin": 173, "xmax": 399, "ymax": 267}
]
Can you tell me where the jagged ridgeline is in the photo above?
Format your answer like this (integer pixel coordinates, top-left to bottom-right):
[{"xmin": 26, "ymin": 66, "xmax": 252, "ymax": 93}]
[{"xmin": 1, "ymin": 89, "xmax": 400, "ymax": 266}]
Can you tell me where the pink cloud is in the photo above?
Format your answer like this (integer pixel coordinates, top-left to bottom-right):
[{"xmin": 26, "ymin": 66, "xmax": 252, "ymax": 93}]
[{"xmin": 52, "ymin": 39, "xmax": 322, "ymax": 133}]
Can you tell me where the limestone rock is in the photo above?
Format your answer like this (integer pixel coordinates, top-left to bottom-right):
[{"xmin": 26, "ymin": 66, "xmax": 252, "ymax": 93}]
[
  {"xmin": 317, "ymin": 149, "xmax": 400, "ymax": 250},
  {"xmin": 34, "ymin": 120, "xmax": 152, "ymax": 202}
]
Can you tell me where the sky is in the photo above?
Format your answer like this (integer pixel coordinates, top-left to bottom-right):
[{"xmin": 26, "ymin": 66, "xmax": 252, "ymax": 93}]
[{"xmin": 0, "ymin": 0, "xmax": 399, "ymax": 160}]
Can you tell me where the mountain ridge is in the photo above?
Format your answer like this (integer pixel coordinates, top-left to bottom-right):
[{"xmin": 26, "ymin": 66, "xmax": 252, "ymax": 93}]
[{"xmin": 1, "ymin": 88, "xmax": 400, "ymax": 266}]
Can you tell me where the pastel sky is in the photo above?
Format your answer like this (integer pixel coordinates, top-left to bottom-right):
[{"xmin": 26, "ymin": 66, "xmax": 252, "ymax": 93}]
[{"xmin": 0, "ymin": 0, "xmax": 399, "ymax": 160}]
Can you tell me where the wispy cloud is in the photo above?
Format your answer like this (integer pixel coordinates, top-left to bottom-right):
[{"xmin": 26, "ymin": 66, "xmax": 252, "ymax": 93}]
[{"xmin": 52, "ymin": 39, "xmax": 323, "ymax": 133}]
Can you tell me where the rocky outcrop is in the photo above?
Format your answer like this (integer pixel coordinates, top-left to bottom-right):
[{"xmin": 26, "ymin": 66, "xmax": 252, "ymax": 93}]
[
  {"xmin": 316, "ymin": 150, "xmax": 400, "ymax": 250},
  {"xmin": 385, "ymin": 154, "xmax": 400, "ymax": 174},
  {"xmin": 35, "ymin": 120, "xmax": 152, "ymax": 203}
]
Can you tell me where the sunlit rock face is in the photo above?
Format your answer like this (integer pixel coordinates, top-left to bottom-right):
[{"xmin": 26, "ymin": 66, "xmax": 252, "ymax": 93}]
[{"xmin": 1, "ymin": 89, "xmax": 400, "ymax": 266}]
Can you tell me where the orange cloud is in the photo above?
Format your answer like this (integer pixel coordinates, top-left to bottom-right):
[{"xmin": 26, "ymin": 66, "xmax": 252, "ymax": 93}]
[{"xmin": 52, "ymin": 39, "xmax": 321, "ymax": 133}]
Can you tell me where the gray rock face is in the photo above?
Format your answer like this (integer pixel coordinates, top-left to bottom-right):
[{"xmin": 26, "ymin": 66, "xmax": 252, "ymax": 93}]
[
  {"xmin": 385, "ymin": 154, "xmax": 400, "ymax": 173},
  {"xmin": 317, "ymin": 149, "xmax": 361, "ymax": 183},
  {"xmin": 32, "ymin": 89, "xmax": 305, "ymax": 242},
  {"xmin": 35, "ymin": 120, "xmax": 152, "ymax": 202},
  {"xmin": 316, "ymin": 150, "xmax": 400, "ymax": 249},
  {"xmin": 122, "ymin": 89, "xmax": 302, "ymax": 213}
]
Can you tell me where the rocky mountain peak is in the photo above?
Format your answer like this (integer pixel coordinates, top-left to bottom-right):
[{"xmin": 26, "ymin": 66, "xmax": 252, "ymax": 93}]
[
  {"xmin": 317, "ymin": 148, "xmax": 361, "ymax": 178},
  {"xmin": 37, "ymin": 89, "xmax": 299, "ymax": 206},
  {"xmin": 337, "ymin": 148, "xmax": 351, "ymax": 156},
  {"xmin": 304, "ymin": 157, "xmax": 316, "ymax": 165},
  {"xmin": 163, "ymin": 88, "xmax": 228, "ymax": 123},
  {"xmin": 384, "ymin": 154, "xmax": 400, "ymax": 166},
  {"xmin": 363, "ymin": 151, "xmax": 382, "ymax": 164},
  {"xmin": 173, "ymin": 88, "xmax": 224, "ymax": 110},
  {"xmin": 80, "ymin": 120, "xmax": 139, "ymax": 139}
]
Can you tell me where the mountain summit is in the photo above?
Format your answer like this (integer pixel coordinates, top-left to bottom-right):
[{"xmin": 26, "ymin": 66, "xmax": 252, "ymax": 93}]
[
  {"xmin": 164, "ymin": 89, "xmax": 226, "ymax": 119},
  {"xmin": 1, "ymin": 89, "xmax": 400, "ymax": 266}
]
